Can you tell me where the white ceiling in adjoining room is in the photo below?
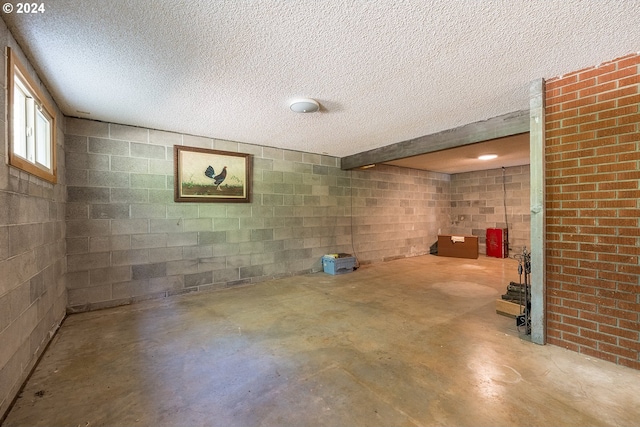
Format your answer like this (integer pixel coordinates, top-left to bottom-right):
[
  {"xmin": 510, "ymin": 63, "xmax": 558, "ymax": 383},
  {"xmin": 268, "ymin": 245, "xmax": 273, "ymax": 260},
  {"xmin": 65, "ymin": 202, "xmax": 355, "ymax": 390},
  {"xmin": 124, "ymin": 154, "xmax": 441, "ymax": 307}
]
[{"xmin": 384, "ymin": 133, "xmax": 530, "ymax": 174}]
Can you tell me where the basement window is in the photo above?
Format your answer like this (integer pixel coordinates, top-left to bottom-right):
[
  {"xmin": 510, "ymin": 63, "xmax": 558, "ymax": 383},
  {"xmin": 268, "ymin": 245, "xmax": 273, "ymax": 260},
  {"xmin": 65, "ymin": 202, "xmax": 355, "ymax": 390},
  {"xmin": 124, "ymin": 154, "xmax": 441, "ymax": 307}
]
[{"xmin": 7, "ymin": 47, "xmax": 57, "ymax": 183}]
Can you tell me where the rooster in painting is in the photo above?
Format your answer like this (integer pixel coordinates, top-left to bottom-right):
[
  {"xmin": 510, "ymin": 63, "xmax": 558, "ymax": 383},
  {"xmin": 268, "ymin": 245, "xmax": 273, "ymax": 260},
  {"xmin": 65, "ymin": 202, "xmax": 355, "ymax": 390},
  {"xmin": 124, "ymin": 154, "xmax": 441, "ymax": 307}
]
[{"xmin": 205, "ymin": 165, "xmax": 227, "ymax": 190}]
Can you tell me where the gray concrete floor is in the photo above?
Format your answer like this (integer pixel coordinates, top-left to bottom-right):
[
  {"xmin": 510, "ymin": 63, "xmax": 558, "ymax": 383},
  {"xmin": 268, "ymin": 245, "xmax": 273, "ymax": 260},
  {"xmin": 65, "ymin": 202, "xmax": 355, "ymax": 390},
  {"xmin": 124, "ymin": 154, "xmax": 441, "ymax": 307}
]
[{"xmin": 3, "ymin": 255, "xmax": 640, "ymax": 427}]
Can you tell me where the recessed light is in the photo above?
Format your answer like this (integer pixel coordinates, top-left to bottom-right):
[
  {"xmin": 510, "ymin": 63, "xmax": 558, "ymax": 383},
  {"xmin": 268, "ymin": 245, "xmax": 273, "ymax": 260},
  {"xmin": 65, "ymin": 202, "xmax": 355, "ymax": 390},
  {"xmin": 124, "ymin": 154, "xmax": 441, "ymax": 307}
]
[{"xmin": 478, "ymin": 154, "xmax": 498, "ymax": 160}]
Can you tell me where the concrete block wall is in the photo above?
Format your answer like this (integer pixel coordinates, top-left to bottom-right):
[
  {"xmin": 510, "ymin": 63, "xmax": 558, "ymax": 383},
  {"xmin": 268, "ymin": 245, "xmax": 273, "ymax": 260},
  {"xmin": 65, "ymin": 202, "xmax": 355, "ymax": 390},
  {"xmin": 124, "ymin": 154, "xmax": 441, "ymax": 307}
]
[
  {"xmin": 449, "ymin": 165, "xmax": 531, "ymax": 255},
  {"xmin": 0, "ymin": 31, "xmax": 67, "ymax": 417},
  {"xmin": 65, "ymin": 118, "xmax": 451, "ymax": 312},
  {"xmin": 350, "ymin": 164, "xmax": 450, "ymax": 262},
  {"xmin": 545, "ymin": 53, "xmax": 640, "ymax": 369}
]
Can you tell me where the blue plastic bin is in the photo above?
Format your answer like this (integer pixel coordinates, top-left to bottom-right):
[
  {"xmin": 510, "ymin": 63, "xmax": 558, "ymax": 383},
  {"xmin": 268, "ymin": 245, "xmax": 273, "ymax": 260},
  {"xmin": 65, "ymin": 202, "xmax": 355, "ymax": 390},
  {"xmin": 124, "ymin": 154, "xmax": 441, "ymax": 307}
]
[{"xmin": 322, "ymin": 256, "xmax": 356, "ymax": 275}]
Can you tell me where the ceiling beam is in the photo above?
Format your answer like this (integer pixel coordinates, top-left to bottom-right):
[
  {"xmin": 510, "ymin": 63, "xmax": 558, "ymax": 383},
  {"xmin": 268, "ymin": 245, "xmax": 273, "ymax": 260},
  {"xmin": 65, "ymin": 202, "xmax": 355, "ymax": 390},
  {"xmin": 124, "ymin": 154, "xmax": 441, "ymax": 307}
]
[{"xmin": 340, "ymin": 109, "xmax": 530, "ymax": 170}]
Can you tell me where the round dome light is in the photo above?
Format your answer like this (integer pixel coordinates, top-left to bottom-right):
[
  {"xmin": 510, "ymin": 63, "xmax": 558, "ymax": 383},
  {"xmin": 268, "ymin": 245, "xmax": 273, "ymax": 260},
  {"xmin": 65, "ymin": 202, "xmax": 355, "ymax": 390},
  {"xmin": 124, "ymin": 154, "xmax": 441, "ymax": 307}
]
[{"xmin": 290, "ymin": 98, "xmax": 320, "ymax": 113}]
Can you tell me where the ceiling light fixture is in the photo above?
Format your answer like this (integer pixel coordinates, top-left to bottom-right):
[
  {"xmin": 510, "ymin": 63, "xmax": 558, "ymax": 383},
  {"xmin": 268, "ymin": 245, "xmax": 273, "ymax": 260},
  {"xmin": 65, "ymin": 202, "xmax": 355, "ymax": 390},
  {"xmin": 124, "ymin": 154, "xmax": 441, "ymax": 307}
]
[
  {"xmin": 290, "ymin": 98, "xmax": 320, "ymax": 113},
  {"xmin": 478, "ymin": 154, "xmax": 498, "ymax": 160}
]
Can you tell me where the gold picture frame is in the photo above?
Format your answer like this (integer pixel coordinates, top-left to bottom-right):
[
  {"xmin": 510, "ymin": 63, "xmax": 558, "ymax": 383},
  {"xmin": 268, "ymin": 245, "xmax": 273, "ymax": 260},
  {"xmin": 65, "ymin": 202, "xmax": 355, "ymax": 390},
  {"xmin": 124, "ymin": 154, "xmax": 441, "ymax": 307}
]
[{"xmin": 174, "ymin": 145, "xmax": 251, "ymax": 203}]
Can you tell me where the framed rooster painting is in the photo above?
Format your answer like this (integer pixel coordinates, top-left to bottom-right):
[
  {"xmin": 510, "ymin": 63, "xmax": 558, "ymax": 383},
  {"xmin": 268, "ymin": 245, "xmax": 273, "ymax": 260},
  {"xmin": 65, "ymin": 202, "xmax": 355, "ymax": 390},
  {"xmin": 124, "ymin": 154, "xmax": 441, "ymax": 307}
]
[{"xmin": 174, "ymin": 145, "xmax": 251, "ymax": 203}]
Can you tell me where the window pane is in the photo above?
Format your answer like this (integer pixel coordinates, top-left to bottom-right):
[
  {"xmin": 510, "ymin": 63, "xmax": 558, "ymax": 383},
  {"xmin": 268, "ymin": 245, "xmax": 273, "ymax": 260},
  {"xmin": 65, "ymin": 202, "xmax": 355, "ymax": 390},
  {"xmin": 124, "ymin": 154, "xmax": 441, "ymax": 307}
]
[
  {"xmin": 35, "ymin": 108, "xmax": 51, "ymax": 168},
  {"xmin": 12, "ymin": 83, "xmax": 27, "ymax": 158},
  {"xmin": 25, "ymin": 97, "xmax": 35, "ymax": 163},
  {"xmin": 8, "ymin": 47, "xmax": 57, "ymax": 183}
]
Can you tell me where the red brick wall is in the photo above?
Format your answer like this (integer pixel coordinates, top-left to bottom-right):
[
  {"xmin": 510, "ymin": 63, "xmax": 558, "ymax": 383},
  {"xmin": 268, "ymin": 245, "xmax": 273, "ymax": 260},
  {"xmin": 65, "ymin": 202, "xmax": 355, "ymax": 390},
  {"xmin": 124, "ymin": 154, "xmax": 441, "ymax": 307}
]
[{"xmin": 545, "ymin": 53, "xmax": 640, "ymax": 369}]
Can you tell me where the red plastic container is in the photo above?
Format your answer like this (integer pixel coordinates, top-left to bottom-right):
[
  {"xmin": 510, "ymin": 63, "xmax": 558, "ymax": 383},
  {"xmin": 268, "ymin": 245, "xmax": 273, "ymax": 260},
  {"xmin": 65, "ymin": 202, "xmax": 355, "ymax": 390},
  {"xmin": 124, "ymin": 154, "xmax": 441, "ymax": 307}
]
[{"xmin": 486, "ymin": 228, "xmax": 508, "ymax": 258}]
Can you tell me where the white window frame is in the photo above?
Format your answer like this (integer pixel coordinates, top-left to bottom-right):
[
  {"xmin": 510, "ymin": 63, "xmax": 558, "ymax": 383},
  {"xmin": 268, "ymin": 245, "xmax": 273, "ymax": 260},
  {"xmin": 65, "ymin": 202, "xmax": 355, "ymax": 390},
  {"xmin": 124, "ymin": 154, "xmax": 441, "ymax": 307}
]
[{"xmin": 7, "ymin": 47, "xmax": 57, "ymax": 183}]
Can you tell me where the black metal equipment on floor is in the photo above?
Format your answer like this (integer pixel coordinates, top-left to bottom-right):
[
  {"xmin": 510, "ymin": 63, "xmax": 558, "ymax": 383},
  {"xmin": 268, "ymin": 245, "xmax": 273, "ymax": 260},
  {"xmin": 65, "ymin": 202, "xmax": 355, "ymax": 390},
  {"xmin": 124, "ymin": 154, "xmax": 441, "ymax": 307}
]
[{"xmin": 500, "ymin": 247, "xmax": 531, "ymax": 335}]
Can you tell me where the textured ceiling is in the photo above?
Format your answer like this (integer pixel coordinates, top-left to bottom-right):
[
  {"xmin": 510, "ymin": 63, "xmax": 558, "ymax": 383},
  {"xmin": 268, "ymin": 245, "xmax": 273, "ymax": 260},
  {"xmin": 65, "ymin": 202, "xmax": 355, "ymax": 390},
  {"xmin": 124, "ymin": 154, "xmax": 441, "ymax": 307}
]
[{"xmin": 3, "ymin": 0, "xmax": 639, "ymax": 159}]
